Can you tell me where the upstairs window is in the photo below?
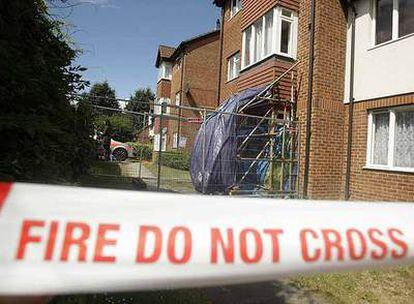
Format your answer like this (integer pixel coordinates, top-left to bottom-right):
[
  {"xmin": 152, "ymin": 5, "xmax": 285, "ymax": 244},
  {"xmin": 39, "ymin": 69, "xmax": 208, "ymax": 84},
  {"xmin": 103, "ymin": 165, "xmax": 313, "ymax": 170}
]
[
  {"xmin": 367, "ymin": 106, "xmax": 414, "ymax": 172},
  {"xmin": 399, "ymin": 0, "xmax": 414, "ymax": 37},
  {"xmin": 230, "ymin": 0, "xmax": 242, "ymax": 18},
  {"xmin": 227, "ymin": 52, "xmax": 240, "ymax": 81},
  {"xmin": 242, "ymin": 7, "xmax": 297, "ymax": 69},
  {"xmin": 374, "ymin": 0, "xmax": 414, "ymax": 45},
  {"xmin": 154, "ymin": 98, "xmax": 170, "ymax": 115},
  {"xmin": 158, "ymin": 62, "xmax": 172, "ymax": 81},
  {"xmin": 280, "ymin": 9, "xmax": 294, "ymax": 55},
  {"xmin": 175, "ymin": 92, "xmax": 181, "ymax": 106}
]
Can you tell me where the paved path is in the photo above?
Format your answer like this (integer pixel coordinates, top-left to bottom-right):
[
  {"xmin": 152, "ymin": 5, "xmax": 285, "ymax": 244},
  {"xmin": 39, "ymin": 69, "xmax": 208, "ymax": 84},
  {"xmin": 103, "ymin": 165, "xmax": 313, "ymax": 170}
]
[{"xmin": 205, "ymin": 281, "xmax": 324, "ymax": 304}]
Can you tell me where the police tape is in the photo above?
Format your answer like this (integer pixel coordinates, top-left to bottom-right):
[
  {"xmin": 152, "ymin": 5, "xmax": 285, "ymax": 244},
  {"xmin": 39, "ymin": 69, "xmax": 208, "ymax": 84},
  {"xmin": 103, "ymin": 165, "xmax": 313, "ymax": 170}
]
[{"xmin": 0, "ymin": 182, "xmax": 413, "ymax": 295}]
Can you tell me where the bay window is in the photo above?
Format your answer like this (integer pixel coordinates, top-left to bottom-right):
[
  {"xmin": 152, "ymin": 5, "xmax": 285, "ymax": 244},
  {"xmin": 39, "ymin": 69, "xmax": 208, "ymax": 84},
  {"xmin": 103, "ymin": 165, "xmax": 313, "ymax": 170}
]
[
  {"xmin": 157, "ymin": 62, "xmax": 172, "ymax": 81},
  {"xmin": 242, "ymin": 7, "xmax": 297, "ymax": 69},
  {"xmin": 366, "ymin": 107, "xmax": 414, "ymax": 172},
  {"xmin": 374, "ymin": 0, "xmax": 414, "ymax": 45}
]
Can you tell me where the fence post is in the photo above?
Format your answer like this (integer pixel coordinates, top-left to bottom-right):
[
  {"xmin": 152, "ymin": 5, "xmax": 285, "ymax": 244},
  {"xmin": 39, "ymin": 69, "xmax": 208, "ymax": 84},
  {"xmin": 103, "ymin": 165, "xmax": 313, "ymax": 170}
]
[
  {"xmin": 157, "ymin": 104, "xmax": 164, "ymax": 191},
  {"xmin": 202, "ymin": 109, "xmax": 207, "ymax": 191}
]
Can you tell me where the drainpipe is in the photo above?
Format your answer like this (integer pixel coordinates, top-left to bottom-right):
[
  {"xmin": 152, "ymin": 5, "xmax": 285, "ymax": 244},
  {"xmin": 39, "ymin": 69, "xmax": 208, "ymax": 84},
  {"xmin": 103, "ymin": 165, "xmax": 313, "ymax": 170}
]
[
  {"xmin": 177, "ymin": 51, "xmax": 186, "ymax": 149},
  {"xmin": 345, "ymin": 1, "xmax": 356, "ymax": 200},
  {"xmin": 303, "ymin": 0, "xmax": 316, "ymax": 199},
  {"xmin": 217, "ymin": 8, "xmax": 225, "ymax": 106}
]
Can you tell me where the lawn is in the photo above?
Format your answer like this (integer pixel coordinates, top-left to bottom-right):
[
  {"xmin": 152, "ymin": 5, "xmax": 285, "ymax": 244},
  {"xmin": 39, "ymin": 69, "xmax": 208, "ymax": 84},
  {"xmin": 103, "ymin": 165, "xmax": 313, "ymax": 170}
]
[
  {"xmin": 143, "ymin": 161, "xmax": 195, "ymax": 193},
  {"xmin": 292, "ymin": 266, "xmax": 414, "ymax": 303},
  {"xmin": 78, "ymin": 161, "xmax": 139, "ymax": 190}
]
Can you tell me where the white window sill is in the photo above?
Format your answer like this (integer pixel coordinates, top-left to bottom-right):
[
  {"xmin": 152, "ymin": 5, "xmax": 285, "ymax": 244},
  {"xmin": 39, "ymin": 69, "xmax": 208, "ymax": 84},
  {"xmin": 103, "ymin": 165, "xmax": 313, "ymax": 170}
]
[
  {"xmin": 241, "ymin": 52, "xmax": 295, "ymax": 73},
  {"xmin": 364, "ymin": 165, "xmax": 414, "ymax": 174},
  {"xmin": 157, "ymin": 77, "xmax": 172, "ymax": 83},
  {"xmin": 368, "ymin": 32, "xmax": 414, "ymax": 51},
  {"xmin": 226, "ymin": 76, "xmax": 239, "ymax": 83}
]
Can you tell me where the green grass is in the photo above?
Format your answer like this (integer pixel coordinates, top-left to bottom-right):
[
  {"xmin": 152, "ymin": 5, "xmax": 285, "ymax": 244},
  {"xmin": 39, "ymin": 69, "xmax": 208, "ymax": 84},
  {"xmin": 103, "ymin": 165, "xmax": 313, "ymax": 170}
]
[
  {"xmin": 143, "ymin": 162, "xmax": 195, "ymax": 193},
  {"xmin": 78, "ymin": 161, "xmax": 138, "ymax": 190},
  {"xmin": 292, "ymin": 266, "xmax": 414, "ymax": 304}
]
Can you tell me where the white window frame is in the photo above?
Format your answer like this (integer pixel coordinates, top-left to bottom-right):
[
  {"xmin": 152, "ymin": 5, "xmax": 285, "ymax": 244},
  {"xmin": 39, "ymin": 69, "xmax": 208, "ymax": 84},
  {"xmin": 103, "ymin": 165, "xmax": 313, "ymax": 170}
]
[
  {"xmin": 158, "ymin": 62, "xmax": 172, "ymax": 81},
  {"xmin": 241, "ymin": 7, "xmax": 298, "ymax": 70},
  {"xmin": 279, "ymin": 8, "xmax": 295, "ymax": 56},
  {"xmin": 230, "ymin": 0, "xmax": 242, "ymax": 19},
  {"xmin": 366, "ymin": 106, "xmax": 414, "ymax": 173},
  {"xmin": 227, "ymin": 52, "xmax": 240, "ymax": 81},
  {"xmin": 154, "ymin": 98, "xmax": 170, "ymax": 115},
  {"xmin": 175, "ymin": 92, "xmax": 181, "ymax": 106},
  {"xmin": 153, "ymin": 131, "xmax": 167, "ymax": 152},
  {"xmin": 372, "ymin": 0, "xmax": 414, "ymax": 46},
  {"xmin": 172, "ymin": 132, "xmax": 178, "ymax": 149}
]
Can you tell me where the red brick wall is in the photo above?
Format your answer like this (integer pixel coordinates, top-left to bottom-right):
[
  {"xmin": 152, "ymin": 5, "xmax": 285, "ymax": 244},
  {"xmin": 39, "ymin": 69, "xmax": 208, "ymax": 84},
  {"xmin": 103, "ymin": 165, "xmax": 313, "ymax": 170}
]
[
  {"xmin": 219, "ymin": 0, "xmax": 242, "ymax": 103},
  {"xmin": 344, "ymin": 94, "xmax": 414, "ymax": 202},
  {"xmin": 156, "ymin": 79, "xmax": 172, "ymax": 99},
  {"xmin": 238, "ymin": 57, "xmax": 295, "ymax": 100},
  {"xmin": 296, "ymin": 0, "xmax": 347, "ymax": 199},
  {"xmin": 242, "ymin": 0, "xmax": 299, "ymax": 29},
  {"xmin": 166, "ymin": 33, "xmax": 220, "ymax": 151}
]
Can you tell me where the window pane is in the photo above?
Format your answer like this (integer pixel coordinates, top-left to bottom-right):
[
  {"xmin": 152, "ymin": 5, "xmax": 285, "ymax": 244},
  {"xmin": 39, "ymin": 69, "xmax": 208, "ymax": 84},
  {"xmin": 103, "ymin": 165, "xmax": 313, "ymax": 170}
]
[
  {"xmin": 165, "ymin": 64, "xmax": 172, "ymax": 79},
  {"xmin": 399, "ymin": 0, "xmax": 414, "ymax": 37},
  {"xmin": 373, "ymin": 113, "xmax": 390, "ymax": 165},
  {"xmin": 394, "ymin": 110, "xmax": 414, "ymax": 168},
  {"xmin": 282, "ymin": 9, "xmax": 292, "ymax": 18},
  {"xmin": 175, "ymin": 93, "xmax": 180, "ymax": 106},
  {"xmin": 244, "ymin": 28, "xmax": 252, "ymax": 66},
  {"xmin": 281, "ymin": 20, "xmax": 291, "ymax": 54},
  {"xmin": 234, "ymin": 53, "xmax": 240, "ymax": 78},
  {"xmin": 376, "ymin": 0, "xmax": 393, "ymax": 44},
  {"xmin": 254, "ymin": 20, "xmax": 263, "ymax": 62},
  {"xmin": 264, "ymin": 11, "xmax": 274, "ymax": 55}
]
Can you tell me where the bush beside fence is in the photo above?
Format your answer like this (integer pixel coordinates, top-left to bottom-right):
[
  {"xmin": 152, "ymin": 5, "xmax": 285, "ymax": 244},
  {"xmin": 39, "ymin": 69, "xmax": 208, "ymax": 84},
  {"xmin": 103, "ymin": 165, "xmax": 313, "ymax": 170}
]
[{"xmin": 128, "ymin": 143, "xmax": 153, "ymax": 161}]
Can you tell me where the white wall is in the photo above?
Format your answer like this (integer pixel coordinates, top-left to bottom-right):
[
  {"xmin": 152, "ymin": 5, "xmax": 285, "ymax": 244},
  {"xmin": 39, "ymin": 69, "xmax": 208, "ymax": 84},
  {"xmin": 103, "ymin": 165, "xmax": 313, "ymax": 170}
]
[{"xmin": 344, "ymin": 0, "xmax": 414, "ymax": 103}]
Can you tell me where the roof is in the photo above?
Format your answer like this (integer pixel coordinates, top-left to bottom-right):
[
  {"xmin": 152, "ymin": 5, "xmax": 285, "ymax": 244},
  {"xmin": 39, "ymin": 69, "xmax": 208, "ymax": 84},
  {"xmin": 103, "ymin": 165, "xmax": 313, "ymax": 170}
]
[
  {"xmin": 155, "ymin": 45, "xmax": 176, "ymax": 68},
  {"xmin": 170, "ymin": 29, "xmax": 220, "ymax": 60}
]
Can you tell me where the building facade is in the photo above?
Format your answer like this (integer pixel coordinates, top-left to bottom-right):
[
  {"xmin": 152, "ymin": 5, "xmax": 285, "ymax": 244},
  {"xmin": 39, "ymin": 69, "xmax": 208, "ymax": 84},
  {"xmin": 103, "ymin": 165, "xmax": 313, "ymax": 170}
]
[
  {"xmin": 154, "ymin": 31, "xmax": 220, "ymax": 152},
  {"xmin": 296, "ymin": 0, "xmax": 414, "ymax": 201},
  {"xmin": 214, "ymin": 0, "xmax": 413, "ymax": 201}
]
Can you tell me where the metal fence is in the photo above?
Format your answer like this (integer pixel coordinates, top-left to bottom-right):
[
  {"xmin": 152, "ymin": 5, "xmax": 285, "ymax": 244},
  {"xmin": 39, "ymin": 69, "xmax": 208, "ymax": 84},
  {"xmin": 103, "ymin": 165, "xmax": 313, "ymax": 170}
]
[{"xmin": 83, "ymin": 97, "xmax": 300, "ymax": 198}]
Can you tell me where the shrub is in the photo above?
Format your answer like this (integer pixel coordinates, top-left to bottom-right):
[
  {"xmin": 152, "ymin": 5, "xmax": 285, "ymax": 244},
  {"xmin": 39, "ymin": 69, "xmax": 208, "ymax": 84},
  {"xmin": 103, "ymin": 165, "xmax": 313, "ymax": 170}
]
[
  {"xmin": 128, "ymin": 143, "xmax": 153, "ymax": 161},
  {"xmin": 160, "ymin": 152, "xmax": 191, "ymax": 171}
]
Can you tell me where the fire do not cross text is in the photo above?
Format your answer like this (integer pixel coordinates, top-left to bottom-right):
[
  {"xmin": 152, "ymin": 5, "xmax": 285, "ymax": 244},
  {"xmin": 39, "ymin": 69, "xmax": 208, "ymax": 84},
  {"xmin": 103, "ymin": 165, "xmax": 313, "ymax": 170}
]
[{"xmin": 14, "ymin": 220, "xmax": 409, "ymax": 265}]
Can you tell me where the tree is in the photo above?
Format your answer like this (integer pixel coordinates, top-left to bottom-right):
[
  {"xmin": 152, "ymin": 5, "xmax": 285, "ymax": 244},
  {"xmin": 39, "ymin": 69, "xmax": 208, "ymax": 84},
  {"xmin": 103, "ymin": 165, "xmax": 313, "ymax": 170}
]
[
  {"xmin": 126, "ymin": 87, "xmax": 154, "ymax": 130},
  {"xmin": 89, "ymin": 81, "xmax": 120, "ymax": 109},
  {"xmin": 0, "ymin": 0, "xmax": 93, "ymax": 182}
]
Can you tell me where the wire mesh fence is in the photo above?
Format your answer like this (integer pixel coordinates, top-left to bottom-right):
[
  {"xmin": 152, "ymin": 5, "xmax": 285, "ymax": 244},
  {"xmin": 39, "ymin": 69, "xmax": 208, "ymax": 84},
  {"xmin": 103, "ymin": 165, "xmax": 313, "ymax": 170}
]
[{"xmin": 79, "ymin": 95, "xmax": 300, "ymax": 198}]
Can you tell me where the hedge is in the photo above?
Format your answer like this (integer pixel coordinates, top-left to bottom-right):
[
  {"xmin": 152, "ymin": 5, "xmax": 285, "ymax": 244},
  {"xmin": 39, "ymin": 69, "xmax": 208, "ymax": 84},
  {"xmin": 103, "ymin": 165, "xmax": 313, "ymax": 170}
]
[
  {"xmin": 128, "ymin": 143, "xmax": 153, "ymax": 161},
  {"xmin": 159, "ymin": 152, "xmax": 191, "ymax": 171}
]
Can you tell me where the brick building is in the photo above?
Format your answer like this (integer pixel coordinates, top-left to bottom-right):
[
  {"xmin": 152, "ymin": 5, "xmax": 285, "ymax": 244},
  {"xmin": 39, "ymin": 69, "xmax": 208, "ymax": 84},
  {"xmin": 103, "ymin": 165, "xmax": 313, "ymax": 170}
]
[
  {"xmin": 153, "ymin": 31, "xmax": 220, "ymax": 152},
  {"xmin": 296, "ymin": 0, "xmax": 414, "ymax": 201},
  {"xmin": 212, "ymin": 0, "xmax": 413, "ymax": 201},
  {"xmin": 151, "ymin": 0, "xmax": 413, "ymax": 201}
]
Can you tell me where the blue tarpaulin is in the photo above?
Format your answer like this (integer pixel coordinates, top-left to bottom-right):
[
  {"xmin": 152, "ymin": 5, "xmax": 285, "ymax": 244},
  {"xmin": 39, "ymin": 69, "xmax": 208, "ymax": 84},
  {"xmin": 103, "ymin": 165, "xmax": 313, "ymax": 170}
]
[{"xmin": 190, "ymin": 87, "xmax": 275, "ymax": 194}]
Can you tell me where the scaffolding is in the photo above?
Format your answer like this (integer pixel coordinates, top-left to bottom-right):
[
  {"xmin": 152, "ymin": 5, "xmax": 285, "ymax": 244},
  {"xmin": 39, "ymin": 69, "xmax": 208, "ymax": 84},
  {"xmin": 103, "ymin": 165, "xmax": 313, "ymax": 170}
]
[{"xmin": 228, "ymin": 61, "xmax": 300, "ymax": 197}]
